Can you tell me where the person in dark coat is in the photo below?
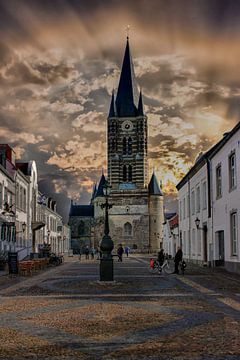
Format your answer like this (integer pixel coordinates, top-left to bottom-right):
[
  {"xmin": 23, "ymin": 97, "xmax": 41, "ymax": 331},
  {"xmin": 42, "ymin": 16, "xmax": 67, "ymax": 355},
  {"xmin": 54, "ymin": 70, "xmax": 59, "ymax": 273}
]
[
  {"xmin": 174, "ymin": 246, "xmax": 183, "ymax": 274},
  {"xmin": 157, "ymin": 249, "xmax": 165, "ymax": 266},
  {"xmin": 117, "ymin": 244, "xmax": 124, "ymax": 262},
  {"xmin": 85, "ymin": 246, "xmax": 90, "ymax": 260}
]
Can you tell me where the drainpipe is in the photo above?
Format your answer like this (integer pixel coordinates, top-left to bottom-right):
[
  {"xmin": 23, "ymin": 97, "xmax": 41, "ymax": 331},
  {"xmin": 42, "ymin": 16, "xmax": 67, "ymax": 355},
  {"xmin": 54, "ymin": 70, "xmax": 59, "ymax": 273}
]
[
  {"xmin": 207, "ymin": 157, "xmax": 214, "ymax": 267},
  {"xmin": 188, "ymin": 177, "xmax": 191, "ymax": 261}
]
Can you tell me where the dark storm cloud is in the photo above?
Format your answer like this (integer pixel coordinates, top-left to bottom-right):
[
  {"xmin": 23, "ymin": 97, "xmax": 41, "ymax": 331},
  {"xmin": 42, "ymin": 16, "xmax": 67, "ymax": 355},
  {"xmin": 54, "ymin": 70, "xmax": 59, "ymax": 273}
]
[{"xmin": 0, "ymin": 0, "xmax": 240, "ymax": 215}]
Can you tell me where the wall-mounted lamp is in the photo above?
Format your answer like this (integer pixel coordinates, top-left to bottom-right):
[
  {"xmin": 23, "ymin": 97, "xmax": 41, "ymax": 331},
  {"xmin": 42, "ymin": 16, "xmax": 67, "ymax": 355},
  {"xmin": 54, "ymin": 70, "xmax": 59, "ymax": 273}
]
[{"xmin": 195, "ymin": 217, "xmax": 207, "ymax": 231}]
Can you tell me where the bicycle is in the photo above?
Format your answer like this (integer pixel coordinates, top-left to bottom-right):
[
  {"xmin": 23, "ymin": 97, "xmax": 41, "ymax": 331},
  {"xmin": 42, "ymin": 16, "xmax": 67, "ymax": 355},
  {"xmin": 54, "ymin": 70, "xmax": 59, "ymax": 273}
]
[
  {"xmin": 180, "ymin": 260, "xmax": 187, "ymax": 275},
  {"xmin": 148, "ymin": 258, "xmax": 174, "ymax": 274}
]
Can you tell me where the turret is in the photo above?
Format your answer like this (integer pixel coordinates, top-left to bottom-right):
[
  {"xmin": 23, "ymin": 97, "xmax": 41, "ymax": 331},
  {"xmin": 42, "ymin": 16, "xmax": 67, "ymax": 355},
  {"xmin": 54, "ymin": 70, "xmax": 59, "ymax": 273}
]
[{"xmin": 148, "ymin": 172, "xmax": 164, "ymax": 251}]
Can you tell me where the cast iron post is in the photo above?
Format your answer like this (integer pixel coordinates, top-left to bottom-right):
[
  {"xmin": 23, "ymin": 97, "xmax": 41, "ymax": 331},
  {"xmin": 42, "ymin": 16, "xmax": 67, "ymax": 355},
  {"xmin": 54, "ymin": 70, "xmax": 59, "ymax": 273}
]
[{"xmin": 99, "ymin": 181, "xmax": 114, "ymax": 281}]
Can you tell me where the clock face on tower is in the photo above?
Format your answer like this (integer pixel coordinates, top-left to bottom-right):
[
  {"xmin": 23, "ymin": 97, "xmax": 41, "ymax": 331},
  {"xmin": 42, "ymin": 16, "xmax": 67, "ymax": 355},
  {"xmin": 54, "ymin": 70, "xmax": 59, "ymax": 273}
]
[{"xmin": 122, "ymin": 120, "xmax": 133, "ymax": 131}]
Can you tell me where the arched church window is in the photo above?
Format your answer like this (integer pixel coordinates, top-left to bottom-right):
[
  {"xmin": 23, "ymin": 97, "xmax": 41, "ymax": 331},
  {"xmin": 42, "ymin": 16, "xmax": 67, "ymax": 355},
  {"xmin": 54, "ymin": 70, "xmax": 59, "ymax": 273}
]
[
  {"xmin": 128, "ymin": 137, "xmax": 132, "ymax": 155},
  {"xmin": 78, "ymin": 221, "xmax": 85, "ymax": 236},
  {"xmin": 124, "ymin": 222, "xmax": 132, "ymax": 236},
  {"xmin": 123, "ymin": 137, "xmax": 127, "ymax": 155},
  {"xmin": 128, "ymin": 165, "xmax": 132, "ymax": 182},
  {"xmin": 123, "ymin": 165, "xmax": 127, "ymax": 182}
]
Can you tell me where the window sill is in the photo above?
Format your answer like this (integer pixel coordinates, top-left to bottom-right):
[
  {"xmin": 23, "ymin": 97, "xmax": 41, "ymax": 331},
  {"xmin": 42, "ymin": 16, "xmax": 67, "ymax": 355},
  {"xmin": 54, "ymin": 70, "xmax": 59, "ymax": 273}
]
[{"xmin": 229, "ymin": 186, "xmax": 237, "ymax": 193}]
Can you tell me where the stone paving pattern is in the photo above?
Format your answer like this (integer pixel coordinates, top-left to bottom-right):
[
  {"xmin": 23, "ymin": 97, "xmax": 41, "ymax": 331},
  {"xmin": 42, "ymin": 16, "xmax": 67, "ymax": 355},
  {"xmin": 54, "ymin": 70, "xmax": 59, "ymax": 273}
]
[{"xmin": 0, "ymin": 255, "xmax": 239, "ymax": 359}]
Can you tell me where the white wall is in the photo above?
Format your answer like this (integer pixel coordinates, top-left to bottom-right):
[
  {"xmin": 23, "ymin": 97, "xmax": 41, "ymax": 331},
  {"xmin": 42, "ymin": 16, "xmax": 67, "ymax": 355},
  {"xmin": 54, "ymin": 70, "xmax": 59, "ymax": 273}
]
[
  {"xmin": 178, "ymin": 163, "xmax": 212, "ymax": 263},
  {"xmin": 211, "ymin": 130, "xmax": 240, "ymax": 271}
]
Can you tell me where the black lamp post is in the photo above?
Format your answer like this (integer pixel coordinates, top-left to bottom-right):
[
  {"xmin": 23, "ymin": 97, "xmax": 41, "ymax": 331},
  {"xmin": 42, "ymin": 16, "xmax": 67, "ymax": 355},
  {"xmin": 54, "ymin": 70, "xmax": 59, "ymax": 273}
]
[{"xmin": 99, "ymin": 180, "xmax": 114, "ymax": 281}]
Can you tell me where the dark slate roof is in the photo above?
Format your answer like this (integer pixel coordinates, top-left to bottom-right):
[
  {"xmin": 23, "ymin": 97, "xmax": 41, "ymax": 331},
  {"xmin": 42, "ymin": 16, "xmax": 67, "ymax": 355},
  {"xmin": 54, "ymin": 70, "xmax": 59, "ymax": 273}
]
[
  {"xmin": 91, "ymin": 184, "xmax": 97, "ymax": 203},
  {"xmin": 69, "ymin": 204, "xmax": 94, "ymax": 217},
  {"xmin": 165, "ymin": 212, "xmax": 177, "ymax": 221},
  {"xmin": 148, "ymin": 172, "xmax": 163, "ymax": 196},
  {"xmin": 115, "ymin": 38, "xmax": 139, "ymax": 117},
  {"xmin": 95, "ymin": 174, "xmax": 106, "ymax": 197},
  {"xmin": 108, "ymin": 91, "xmax": 116, "ymax": 118},
  {"xmin": 176, "ymin": 120, "xmax": 240, "ymax": 190},
  {"xmin": 137, "ymin": 91, "xmax": 144, "ymax": 116}
]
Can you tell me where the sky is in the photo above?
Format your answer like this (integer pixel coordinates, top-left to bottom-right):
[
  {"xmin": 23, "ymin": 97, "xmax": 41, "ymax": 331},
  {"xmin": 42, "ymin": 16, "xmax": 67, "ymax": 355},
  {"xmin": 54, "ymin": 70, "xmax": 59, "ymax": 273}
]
[{"xmin": 0, "ymin": 0, "xmax": 240, "ymax": 222}]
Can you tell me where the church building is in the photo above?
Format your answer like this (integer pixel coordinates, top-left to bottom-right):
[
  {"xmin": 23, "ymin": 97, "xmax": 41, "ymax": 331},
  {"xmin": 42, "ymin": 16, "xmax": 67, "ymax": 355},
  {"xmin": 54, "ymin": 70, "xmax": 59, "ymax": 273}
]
[{"xmin": 69, "ymin": 38, "xmax": 164, "ymax": 253}]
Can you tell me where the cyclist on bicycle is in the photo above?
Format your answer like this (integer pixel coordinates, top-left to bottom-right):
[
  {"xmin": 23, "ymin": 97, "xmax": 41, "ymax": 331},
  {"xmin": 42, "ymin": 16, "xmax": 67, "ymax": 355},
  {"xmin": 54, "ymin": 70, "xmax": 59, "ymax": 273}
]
[{"xmin": 157, "ymin": 248, "xmax": 165, "ymax": 266}]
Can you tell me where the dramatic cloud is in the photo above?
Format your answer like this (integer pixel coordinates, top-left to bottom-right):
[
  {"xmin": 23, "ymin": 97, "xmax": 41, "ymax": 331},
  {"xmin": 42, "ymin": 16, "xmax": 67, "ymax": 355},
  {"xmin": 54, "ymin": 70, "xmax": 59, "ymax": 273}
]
[{"xmin": 0, "ymin": 0, "xmax": 240, "ymax": 220}]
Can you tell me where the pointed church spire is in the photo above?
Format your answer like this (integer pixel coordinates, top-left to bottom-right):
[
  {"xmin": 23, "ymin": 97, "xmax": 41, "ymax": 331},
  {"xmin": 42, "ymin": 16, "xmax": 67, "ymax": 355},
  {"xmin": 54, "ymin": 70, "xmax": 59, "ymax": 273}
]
[
  {"xmin": 115, "ymin": 37, "xmax": 139, "ymax": 117},
  {"xmin": 95, "ymin": 173, "xmax": 106, "ymax": 197},
  {"xmin": 108, "ymin": 90, "xmax": 116, "ymax": 118},
  {"xmin": 137, "ymin": 90, "xmax": 144, "ymax": 116},
  {"xmin": 148, "ymin": 172, "xmax": 163, "ymax": 196}
]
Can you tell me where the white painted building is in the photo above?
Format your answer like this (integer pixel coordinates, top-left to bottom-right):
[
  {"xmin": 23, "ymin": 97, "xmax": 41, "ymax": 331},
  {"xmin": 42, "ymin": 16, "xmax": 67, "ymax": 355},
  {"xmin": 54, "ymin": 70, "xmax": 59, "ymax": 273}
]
[
  {"xmin": 177, "ymin": 121, "xmax": 240, "ymax": 273},
  {"xmin": 0, "ymin": 145, "xmax": 16, "ymax": 255},
  {"xmin": 15, "ymin": 168, "xmax": 30, "ymax": 260},
  {"xmin": 163, "ymin": 213, "xmax": 179, "ymax": 258},
  {"xmin": 0, "ymin": 144, "xmax": 70, "ymax": 263},
  {"xmin": 210, "ymin": 125, "xmax": 240, "ymax": 273}
]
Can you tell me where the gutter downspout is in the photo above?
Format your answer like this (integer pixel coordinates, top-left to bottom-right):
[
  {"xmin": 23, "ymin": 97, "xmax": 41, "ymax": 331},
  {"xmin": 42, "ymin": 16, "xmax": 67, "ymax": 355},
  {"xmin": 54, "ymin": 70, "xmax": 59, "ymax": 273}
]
[
  {"xmin": 188, "ymin": 177, "xmax": 191, "ymax": 261},
  {"xmin": 207, "ymin": 157, "xmax": 214, "ymax": 267}
]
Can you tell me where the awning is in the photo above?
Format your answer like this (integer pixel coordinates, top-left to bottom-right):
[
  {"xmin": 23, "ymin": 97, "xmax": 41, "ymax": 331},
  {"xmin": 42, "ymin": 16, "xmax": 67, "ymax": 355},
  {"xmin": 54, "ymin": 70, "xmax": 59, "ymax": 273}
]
[{"xmin": 31, "ymin": 221, "xmax": 45, "ymax": 231}]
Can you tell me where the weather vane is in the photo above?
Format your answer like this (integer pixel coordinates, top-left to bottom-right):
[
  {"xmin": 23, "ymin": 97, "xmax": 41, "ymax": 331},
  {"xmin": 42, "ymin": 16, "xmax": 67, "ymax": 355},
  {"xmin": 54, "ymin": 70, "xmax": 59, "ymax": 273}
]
[{"xmin": 125, "ymin": 25, "xmax": 131, "ymax": 39}]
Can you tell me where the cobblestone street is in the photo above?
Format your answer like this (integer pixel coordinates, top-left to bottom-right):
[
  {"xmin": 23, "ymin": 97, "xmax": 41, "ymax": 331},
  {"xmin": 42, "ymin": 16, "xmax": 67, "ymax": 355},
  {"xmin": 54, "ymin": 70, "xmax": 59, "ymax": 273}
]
[{"xmin": 0, "ymin": 255, "xmax": 239, "ymax": 360}]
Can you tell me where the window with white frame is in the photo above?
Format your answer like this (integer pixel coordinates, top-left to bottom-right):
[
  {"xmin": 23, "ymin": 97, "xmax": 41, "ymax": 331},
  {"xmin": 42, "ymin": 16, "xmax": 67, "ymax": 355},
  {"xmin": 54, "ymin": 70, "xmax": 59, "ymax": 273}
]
[
  {"xmin": 229, "ymin": 151, "xmax": 236, "ymax": 190},
  {"xmin": 179, "ymin": 200, "xmax": 182, "ymax": 221},
  {"xmin": 202, "ymin": 181, "xmax": 207, "ymax": 209},
  {"xmin": 183, "ymin": 198, "xmax": 186, "ymax": 219},
  {"xmin": 196, "ymin": 186, "xmax": 200, "ymax": 213},
  {"xmin": 197, "ymin": 229, "xmax": 201, "ymax": 255},
  {"xmin": 183, "ymin": 231, "xmax": 186, "ymax": 254},
  {"xmin": 230, "ymin": 212, "xmax": 237, "ymax": 256},
  {"xmin": 192, "ymin": 228, "xmax": 195, "ymax": 255},
  {"xmin": 187, "ymin": 194, "xmax": 189, "ymax": 217},
  {"xmin": 216, "ymin": 164, "xmax": 222, "ymax": 198},
  {"xmin": 191, "ymin": 190, "xmax": 195, "ymax": 215},
  {"xmin": 0, "ymin": 183, "xmax": 2, "ymax": 208}
]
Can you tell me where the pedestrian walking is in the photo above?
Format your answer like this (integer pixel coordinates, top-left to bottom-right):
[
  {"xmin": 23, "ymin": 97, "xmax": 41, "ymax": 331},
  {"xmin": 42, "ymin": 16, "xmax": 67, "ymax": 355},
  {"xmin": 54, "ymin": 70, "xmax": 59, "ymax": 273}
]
[
  {"xmin": 173, "ymin": 246, "xmax": 183, "ymax": 274},
  {"xmin": 85, "ymin": 246, "xmax": 90, "ymax": 260},
  {"xmin": 96, "ymin": 246, "xmax": 101, "ymax": 260},
  {"xmin": 78, "ymin": 249, "xmax": 81, "ymax": 261},
  {"xmin": 125, "ymin": 246, "xmax": 130, "ymax": 257},
  {"xmin": 90, "ymin": 247, "xmax": 95, "ymax": 260},
  {"xmin": 117, "ymin": 244, "xmax": 124, "ymax": 262}
]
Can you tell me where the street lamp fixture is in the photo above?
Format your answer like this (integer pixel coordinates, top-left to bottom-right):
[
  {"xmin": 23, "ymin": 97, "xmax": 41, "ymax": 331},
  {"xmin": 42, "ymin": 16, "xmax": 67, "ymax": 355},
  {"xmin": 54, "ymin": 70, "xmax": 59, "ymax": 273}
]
[
  {"xmin": 195, "ymin": 217, "xmax": 207, "ymax": 232},
  {"xmin": 195, "ymin": 217, "xmax": 200, "ymax": 229},
  {"xmin": 22, "ymin": 222, "xmax": 26, "ymax": 233},
  {"xmin": 99, "ymin": 180, "xmax": 114, "ymax": 281},
  {"xmin": 16, "ymin": 222, "xmax": 27, "ymax": 234}
]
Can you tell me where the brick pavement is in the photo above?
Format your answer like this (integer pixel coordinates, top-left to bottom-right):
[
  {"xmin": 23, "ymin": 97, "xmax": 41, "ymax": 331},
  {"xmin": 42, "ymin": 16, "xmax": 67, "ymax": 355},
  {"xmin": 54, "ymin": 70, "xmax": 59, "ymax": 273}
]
[{"xmin": 0, "ymin": 255, "xmax": 239, "ymax": 359}]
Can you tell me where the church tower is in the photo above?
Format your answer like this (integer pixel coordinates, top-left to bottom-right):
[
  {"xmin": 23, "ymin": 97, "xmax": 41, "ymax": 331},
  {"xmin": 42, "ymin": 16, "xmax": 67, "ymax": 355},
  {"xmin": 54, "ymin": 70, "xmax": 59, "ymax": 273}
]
[{"xmin": 107, "ymin": 38, "xmax": 148, "ymax": 190}]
